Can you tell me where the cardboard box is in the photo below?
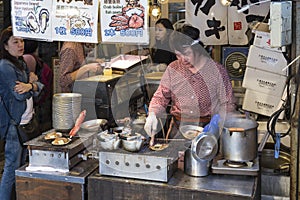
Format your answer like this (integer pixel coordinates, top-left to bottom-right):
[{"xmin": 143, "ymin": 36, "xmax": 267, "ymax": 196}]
[
  {"xmin": 242, "ymin": 67, "xmax": 287, "ymax": 97},
  {"xmin": 246, "ymin": 45, "xmax": 288, "ymax": 76},
  {"xmin": 242, "ymin": 89, "xmax": 285, "ymax": 118},
  {"xmin": 252, "ymin": 22, "xmax": 284, "ymax": 52}
]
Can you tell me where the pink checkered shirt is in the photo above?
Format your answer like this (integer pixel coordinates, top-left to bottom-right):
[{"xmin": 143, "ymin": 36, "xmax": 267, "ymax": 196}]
[{"xmin": 149, "ymin": 58, "xmax": 235, "ymax": 119}]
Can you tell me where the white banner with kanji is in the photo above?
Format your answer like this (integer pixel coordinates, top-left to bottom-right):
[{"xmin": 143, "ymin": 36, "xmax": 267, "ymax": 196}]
[{"xmin": 186, "ymin": 0, "xmax": 270, "ymax": 45}]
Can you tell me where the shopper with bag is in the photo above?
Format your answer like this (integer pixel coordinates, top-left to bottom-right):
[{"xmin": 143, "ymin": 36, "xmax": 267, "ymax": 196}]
[{"xmin": 0, "ymin": 26, "xmax": 43, "ymax": 200}]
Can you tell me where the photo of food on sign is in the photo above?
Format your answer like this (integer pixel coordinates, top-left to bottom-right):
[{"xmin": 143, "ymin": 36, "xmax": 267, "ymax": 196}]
[
  {"xmin": 109, "ymin": 0, "xmax": 145, "ymax": 31},
  {"xmin": 101, "ymin": 0, "xmax": 148, "ymax": 43},
  {"xmin": 26, "ymin": 8, "xmax": 50, "ymax": 34}
]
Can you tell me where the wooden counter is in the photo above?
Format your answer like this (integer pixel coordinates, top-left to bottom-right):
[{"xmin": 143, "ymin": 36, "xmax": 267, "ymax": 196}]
[
  {"xmin": 15, "ymin": 159, "xmax": 98, "ymax": 200},
  {"xmin": 88, "ymin": 169, "xmax": 260, "ymax": 200}
]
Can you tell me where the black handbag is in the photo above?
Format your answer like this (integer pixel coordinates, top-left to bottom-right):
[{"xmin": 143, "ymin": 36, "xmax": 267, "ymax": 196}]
[
  {"xmin": 17, "ymin": 115, "xmax": 40, "ymax": 144},
  {"xmin": 1, "ymin": 98, "xmax": 40, "ymax": 145}
]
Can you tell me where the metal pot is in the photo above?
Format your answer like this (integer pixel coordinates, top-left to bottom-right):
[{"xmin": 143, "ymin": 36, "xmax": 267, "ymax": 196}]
[
  {"xmin": 184, "ymin": 133, "xmax": 218, "ymax": 177},
  {"xmin": 221, "ymin": 118, "xmax": 258, "ymax": 162}
]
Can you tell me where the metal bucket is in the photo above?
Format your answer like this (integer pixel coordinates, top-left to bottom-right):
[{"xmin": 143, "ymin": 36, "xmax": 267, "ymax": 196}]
[{"xmin": 184, "ymin": 148, "xmax": 210, "ymax": 177}]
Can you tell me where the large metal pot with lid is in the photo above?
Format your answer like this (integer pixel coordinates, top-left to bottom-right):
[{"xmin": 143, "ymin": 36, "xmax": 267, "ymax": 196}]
[{"xmin": 221, "ymin": 118, "xmax": 258, "ymax": 162}]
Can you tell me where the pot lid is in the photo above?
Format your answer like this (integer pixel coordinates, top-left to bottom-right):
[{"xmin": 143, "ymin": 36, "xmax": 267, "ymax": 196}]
[
  {"xmin": 191, "ymin": 133, "xmax": 218, "ymax": 161},
  {"xmin": 97, "ymin": 130, "xmax": 117, "ymax": 142}
]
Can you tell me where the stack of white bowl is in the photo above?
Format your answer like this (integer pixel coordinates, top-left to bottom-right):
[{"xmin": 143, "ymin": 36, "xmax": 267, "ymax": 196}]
[{"xmin": 52, "ymin": 93, "xmax": 82, "ymax": 131}]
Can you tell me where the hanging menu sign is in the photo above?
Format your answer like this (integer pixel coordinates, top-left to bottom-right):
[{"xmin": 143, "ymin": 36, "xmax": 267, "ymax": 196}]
[
  {"xmin": 52, "ymin": 0, "xmax": 99, "ymax": 43},
  {"xmin": 11, "ymin": 0, "xmax": 99, "ymax": 43},
  {"xmin": 100, "ymin": 0, "xmax": 149, "ymax": 44},
  {"xmin": 11, "ymin": 0, "xmax": 52, "ymax": 40}
]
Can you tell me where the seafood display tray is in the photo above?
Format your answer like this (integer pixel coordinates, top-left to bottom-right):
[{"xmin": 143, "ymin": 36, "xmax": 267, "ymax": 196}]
[{"xmin": 98, "ymin": 140, "xmax": 187, "ymax": 182}]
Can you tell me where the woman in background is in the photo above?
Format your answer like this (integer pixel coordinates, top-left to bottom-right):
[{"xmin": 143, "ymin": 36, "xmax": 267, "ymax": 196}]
[
  {"xmin": 23, "ymin": 39, "xmax": 53, "ymax": 133},
  {"xmin": 59, "ymin": 42, "xmax": 102, "ymax": 93},
  {"xmin": 0, "ymin": 26, "xmax": 43, "ymax": 200},
  {"xmin": 150, "ymin": 18, "xmax": 177, "ymax": 72}
]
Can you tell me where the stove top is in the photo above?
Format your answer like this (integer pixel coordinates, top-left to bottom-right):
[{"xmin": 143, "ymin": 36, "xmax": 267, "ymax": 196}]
[
  {"xmin": 25, "ymin": 129, "xmax": 97, "ymax": 172},
  {"xmin": 211, "ymin": 157, "xmax": 259, "ymax": 176},
  {"xmin": 25, "ymin": 129, "xmax": 96, "ymax": 152}
]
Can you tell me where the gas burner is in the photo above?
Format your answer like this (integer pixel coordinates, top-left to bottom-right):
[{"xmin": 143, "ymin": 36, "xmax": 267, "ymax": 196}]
[
  {"xmin": 211, "ymin": 157, "xmax": 259, "ymax": 176},
  {"xmin": 224, "ymin": 160, "xmax": 248, "ymax": 168}
]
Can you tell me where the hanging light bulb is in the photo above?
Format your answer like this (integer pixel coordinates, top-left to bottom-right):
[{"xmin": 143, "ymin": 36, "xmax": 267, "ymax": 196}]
[
  {"xmin": 158, "ymin": 0, "xmax": 168, "ymax": 5},
  {"xmin": 220, "ymin": 0, "xmax": 233, "ymax": 6},
  {"xmin": 151, "ymin": 4, "xmax": 161, "ymax": 18}
]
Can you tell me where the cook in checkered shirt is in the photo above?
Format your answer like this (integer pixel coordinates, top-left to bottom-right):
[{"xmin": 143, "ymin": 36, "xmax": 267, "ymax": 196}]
[{"xmin": 144, "ymin": 25, "xmax": 236, "ymax": 141}]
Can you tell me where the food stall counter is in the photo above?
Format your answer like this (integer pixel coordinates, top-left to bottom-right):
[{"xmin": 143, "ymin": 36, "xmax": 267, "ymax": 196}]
[
  {"xmin": 88, "ymin": 169, "xmax": 260, "ymax": 200},
  {"xmin": 16, "ymin": 159, "xmax": 98, "ymax": 200}
]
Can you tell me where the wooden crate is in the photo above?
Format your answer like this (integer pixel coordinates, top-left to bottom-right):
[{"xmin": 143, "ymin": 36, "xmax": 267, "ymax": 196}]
[
  {"xmin": 16, "ymin": 159, "xmax": 98, "ymax": 200},
  {"xmin": 16, "ymin": 176, "xmax": 85, "ymax": 200}
]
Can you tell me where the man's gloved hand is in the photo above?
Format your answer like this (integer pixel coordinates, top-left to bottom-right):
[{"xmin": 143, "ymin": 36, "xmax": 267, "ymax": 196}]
[{"xmin": 144, "ymin": 112, "xmax": 158, "ymax": 137}]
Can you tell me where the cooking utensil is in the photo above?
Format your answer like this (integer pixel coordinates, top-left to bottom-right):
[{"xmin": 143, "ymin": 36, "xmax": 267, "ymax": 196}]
[
  {"xmin": 121, "ymin": 132, "xmax": 145, "ymax": 152},
  {"xmin": 184, "ymin": 132, "xmax": 218, "ymax": 177},
  {"xmin": 69, "ymin": 110, "xmax": 86, "ymax": 138},
  {"xmin": 261, "ymin": 147, "xmax": 290, "ymax": 175},
  {"xmin": 179, "ymin": 125, "xmax": 204, "ymax": 140},
  {"xmin": 98, "ymin": 130, "xmax": 120, "ymax": 150},
  {"xmin": 222, "ymin": 118, "xmax": 258, "ymax": 162},
  {"xmin": 80, "ymin": 119, "xmax": 108, "ymax": 132}
]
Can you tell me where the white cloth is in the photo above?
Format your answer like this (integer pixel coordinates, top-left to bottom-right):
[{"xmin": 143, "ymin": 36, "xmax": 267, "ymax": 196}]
[{"xmin": 20, "ymin": 97, "xmax": 34, "ymax": 125}]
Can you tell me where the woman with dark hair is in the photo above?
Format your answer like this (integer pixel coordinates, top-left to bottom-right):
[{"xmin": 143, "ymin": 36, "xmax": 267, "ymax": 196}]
[
  {"xmin": 59, "ymin": 42, "xmax": 102, "ymax": 92},
  {"xmin": 150, "ymin": 18, "xmax": 177, "ymax": 71},
  {"xmin": 0, "ymin": 27, "xmax": 43, "ymax": 200},
  {"xmin": 144, "ymin": 25, "xmax": 236, "ymax": 141}
]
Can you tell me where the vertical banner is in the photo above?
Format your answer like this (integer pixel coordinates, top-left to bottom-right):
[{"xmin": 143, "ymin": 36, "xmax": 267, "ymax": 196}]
[
  {"xmin": 227, "ymin": 1, "xmax": 270, "ymax": 45},
  {"xmin": 100, "ymin": 0, "xmax": 149, "ymax": 44},
  {"xmin": 11, "ymin": 0, "xmax": 52, "ymax": 40},
  {"xmin": 52, "ymin": 0, "xmax": 99, "ymax": 43},
  {"xmin": 185, "ymin": 0, "xmax": 271, "ymax": 45},
  {"xmin": 186, "ymin": 0, "xmax": 228, "ymax": 45}
]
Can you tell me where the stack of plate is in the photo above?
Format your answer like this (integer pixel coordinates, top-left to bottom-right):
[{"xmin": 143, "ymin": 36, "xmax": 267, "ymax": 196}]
[{"xmin": 52, "ymin": 93, "xmax": 82, "ymax": 131}]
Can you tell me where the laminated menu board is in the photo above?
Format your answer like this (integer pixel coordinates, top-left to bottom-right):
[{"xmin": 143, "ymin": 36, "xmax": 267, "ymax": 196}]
[
  {"xmin": 11, "ymin": 0, "xmax": 52, "ymax": 40},
  {"xmin": 100, "ymin": 0, "xmax": 149, "ymax": 44},
  {"xmin": 11, "ymin": 0, "xmax": 99, "ymax": 43},
  {"xmin": 52, "ymin": 0, "xmax": 99, "ymax": 43}
]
